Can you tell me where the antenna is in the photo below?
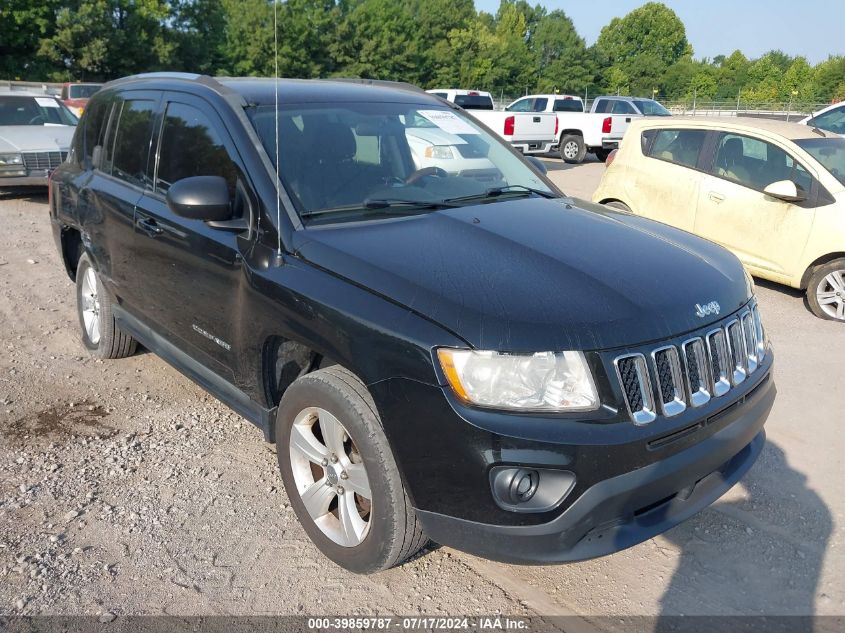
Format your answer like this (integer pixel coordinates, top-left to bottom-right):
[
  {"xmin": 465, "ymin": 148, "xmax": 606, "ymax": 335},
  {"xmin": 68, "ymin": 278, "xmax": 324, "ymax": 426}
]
[{"xmin": 273, "ymin": 0, "xmax": 282, "ymax": 258}]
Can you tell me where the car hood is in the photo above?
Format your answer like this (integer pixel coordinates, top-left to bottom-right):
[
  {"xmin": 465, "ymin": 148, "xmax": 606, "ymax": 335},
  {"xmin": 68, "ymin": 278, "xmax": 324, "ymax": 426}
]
[
  {"xmin": 293, "ymin": 197, "xmax": 752, "ymax": 351},
  {"xmin": 406, "ymin": 127, "xmax": 465, "ymax": 146},
  {"xmin": 0, "ymin": 126, "xmax": 75, "ymax": 152}
]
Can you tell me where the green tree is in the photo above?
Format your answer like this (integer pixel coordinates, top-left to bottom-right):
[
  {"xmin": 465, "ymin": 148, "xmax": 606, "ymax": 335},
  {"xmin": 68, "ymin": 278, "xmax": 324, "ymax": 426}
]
[
  {"xmin": 781, "ymin": 56, "xmax": 815, "ymax": 103},
  {"xmin": 812, "ymin": 56, "xmax": 845, "ymax": 103},
  {"xmin": 715, "ymin": 50, "xmax": 750, "ymax": 100},
  {"xmin": 744, "ymin": 52, "xmax": 786, "ymax": 102},
  {"xmin": 38, "ymin": 0, "xmax": 176, "ymax": 81},
  {"xmin": 219, "ymin": 0, "xmax": 273, "ymax": 76},
  {"xmin": 0, "ymin": 0, "xmax": 62, "ymax": 80},
  {"xmin": 595, "ymin": 2, "xmax": 691, "ymax": 95},
  {"xmin": 408, "ymin": 0, "xmax": 476, "ymax": 87},
  {"xmin": 331, "ymin": 0, "xmax": 420, "ymax": 82},
  {"xmin": 531, "ymin": 10, "xmax": 597, "ymax": 94}
]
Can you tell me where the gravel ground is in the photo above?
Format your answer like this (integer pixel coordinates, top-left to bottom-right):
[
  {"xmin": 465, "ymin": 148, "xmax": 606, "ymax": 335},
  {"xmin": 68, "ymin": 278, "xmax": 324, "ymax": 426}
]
[{"xmin": 1, "ymin": 164, "xmax": 843, "ymax": 623}]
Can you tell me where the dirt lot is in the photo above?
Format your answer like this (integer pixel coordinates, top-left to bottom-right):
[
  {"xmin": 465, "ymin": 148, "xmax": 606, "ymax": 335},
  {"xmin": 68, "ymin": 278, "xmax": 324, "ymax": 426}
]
[{"xmin": 1, "ymin": 160, "xmax": 843, "ymax": 624}]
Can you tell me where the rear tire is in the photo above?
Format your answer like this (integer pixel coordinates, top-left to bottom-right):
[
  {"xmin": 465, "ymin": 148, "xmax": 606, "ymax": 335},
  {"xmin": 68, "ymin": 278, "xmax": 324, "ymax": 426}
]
[
  {"xmin": 595, "ymin": 149, "xmax": 611, "ymax": 162},
  {"xmin": 559, "ymin": 134, "xmax": 586, "ymax": 164},
  {"xmin": 276, "ymin": 366, "xmax": 426, "ymax": 573},
  {"xmin": 806, "ymin": 259, "xmax": 845, "ymax": 321},
  {"xmin": 75, "ymin": 253, "xmax": 137, "ymax": 359}
]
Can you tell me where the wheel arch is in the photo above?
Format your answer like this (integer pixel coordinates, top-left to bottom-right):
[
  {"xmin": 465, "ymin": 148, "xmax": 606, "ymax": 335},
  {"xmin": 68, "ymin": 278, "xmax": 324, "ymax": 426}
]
[
  {"xmin": 59, "ymin": 225, "xmax": 85, "ymax": 281},
  {"xmin": 800, "ymin": 252, "xmax": 845, "ymax": 289}
]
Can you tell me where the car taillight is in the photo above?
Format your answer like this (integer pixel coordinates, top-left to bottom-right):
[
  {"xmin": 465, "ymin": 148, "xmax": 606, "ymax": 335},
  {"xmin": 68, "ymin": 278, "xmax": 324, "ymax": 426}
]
[
  {"xmin": 504, "ymin": 115, "xmax": 515, "ymax": 136},
  {"xmin": 602, "ymin": 117, "xmax": 612, "ymax": 134},
  {"xmin": 554, "ymin": 116, "xmax": 559, "ymax": 137},
  {"xmin": 606, "ymin": 149, "xmax": 618, "ymax": 167}
]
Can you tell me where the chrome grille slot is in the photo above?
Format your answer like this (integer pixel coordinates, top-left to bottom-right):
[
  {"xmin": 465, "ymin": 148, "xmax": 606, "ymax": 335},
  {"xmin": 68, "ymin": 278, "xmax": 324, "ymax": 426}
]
[
  {"xmin": 752, "ymin": 304, "xmax": 766, "ymax": 361},
  {"xmin": 741, "ymin": 311, "xmax": 758, "ymax": 374},
  {"xmin": 705, "ymin": 329, "xmax": 731, "ymax": 397},
  {"xmin": 726, "ymin": 319, "xmax": 747, "ymax": 386},
  {"xmin": 614, "ymin": 354, "xmax": 656, "ymax": 426},
  {"xmin": 22, "ymin": 151, "xmax": 65, "ymax": 172},
  {"xmin": 682, "ymin": 338, "xmax": 711, "ymax": 407},
  {"xmin": 651, "ymin": 346, "xmax": 686, "ymax": 417}
]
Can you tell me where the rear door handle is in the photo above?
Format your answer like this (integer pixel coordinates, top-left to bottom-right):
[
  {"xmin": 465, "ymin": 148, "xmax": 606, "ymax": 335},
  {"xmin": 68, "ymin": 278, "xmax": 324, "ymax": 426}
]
[
  {"xmin": 709, "ymin": 191, "xmax": 726, "ymax": 203},
  {"xmin": 137, "ymin": 217, "xmax": 163, "ymax": 237}
]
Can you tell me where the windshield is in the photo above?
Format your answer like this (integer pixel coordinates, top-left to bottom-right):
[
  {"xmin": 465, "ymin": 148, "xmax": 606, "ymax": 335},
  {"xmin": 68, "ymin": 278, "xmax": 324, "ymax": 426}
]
[
  {"xmin": 248, "ymin": 101, "xmax": 555, "ymax": 224},
  {"xmin": 796, "ymin": 137, "xmax": 845, "ymax": 187},
  {"xmin": 633, "ymin": 99, "xmax": 671, "ymax": 117},
  {"xmin": 68, "ymin": 84, "xmax": 102, "ymax": 99},
  {"xmin": 0, "ymin": 96, "xmax": 78, "ymax": 126}
]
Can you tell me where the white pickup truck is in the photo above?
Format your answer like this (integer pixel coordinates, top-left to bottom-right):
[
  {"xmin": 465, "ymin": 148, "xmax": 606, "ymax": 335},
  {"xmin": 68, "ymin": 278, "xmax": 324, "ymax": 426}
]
[
  {"xmin": 505, "ymin": 94, "xmax": 671, "ymax": 163},
  {"xmin": 427, "ymin": 89, "xmax": 557, "ymax": 155}
]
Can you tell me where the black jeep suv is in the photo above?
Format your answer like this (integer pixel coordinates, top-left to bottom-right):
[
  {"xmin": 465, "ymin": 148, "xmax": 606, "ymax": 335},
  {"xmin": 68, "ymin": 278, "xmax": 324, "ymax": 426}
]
[{"xmin": 49, "ymin": 73, "xmax": 775, "ymax": 573}]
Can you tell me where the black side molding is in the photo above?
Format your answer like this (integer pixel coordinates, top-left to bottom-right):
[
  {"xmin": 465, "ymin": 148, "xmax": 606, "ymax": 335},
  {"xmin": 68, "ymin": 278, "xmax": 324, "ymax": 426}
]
[{"xmin": 113, "ymin": 306, "xmax": 276, "ymax": 442}]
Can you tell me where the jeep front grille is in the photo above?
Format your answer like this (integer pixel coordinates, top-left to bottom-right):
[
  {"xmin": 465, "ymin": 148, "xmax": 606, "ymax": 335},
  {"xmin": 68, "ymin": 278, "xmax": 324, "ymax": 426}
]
[{"xmin": 615, "ymin": 304, "xmax": 765, "ymax": 424}]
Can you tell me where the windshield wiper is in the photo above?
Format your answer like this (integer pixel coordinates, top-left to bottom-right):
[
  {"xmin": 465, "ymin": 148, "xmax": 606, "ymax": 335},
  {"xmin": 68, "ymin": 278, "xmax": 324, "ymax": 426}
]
[
  {"xmin": 300, "ymin": 198, "xmax": 459, "ymax": 218},
  {"xmin": 444, "ymin": 184, "xmax": 558, "ymax": 204}
]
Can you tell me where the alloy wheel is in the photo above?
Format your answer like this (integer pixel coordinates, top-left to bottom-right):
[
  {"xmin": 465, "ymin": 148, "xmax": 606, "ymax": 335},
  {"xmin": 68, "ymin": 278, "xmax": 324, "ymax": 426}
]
[
  {"xmin": 80, "ymin": 267, "xmax": 101, "ymax": 344},
  {"xmin": 563, "ymin": 141, "xmax": 579, "ymax": 160},
  {"xmin": 288, "ymin": 406, "xmax": 373, "ymax": 546},
  {"xmin": 816, "ymin": 269, "xmax": 845, "ymax": 320}
]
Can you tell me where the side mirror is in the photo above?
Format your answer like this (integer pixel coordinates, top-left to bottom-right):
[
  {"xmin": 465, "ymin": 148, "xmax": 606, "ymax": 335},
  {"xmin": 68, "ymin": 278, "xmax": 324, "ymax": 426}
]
[
  {"xmin": 763, "ymin": 179, "xmax": 805, "ymax": 203},
  {"xmin": 166, "ymin": 176, "xmax": 231, "ymax": 221},
  {"xmin": 526, "ymin": 156, "xmax": 548, "ymax": 175}
]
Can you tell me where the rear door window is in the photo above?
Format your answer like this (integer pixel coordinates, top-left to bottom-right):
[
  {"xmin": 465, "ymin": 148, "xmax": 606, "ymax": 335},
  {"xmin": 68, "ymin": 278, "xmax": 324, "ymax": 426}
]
[
  {"xmin": 108, "ymin": 99, "xmax": 156, "ymax": 188},
  {"xmin": 507, "ymin": 98, "xmax": 533, "ymax": 112},
  {"xmin": 712, "ymin": 133, "xmax": 813, "ymax": 193},
  {"xmin": 532, "ymin": 98, "xmax": 548, "ymax": 112},
  {"xmin": 611, "ymin": 100, "xmax": 637, "ymax": 115},
  {"xmin": 646, "ymin": 129, "xmax": 708, "ymax": 168}
]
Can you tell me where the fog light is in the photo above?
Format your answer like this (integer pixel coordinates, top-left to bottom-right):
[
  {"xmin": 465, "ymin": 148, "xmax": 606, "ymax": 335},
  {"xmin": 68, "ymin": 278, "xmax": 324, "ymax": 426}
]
[{"xmin": 490, "ymin": 466, "xmax": 576, "ymax": 513}]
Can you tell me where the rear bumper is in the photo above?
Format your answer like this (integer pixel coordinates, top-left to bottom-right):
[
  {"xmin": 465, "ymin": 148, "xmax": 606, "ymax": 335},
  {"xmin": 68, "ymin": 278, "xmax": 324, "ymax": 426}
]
[
  {"xmin": 416, "ymin": 375, "xmax": 774, "ymax": 564},
  {"xmin": 512, "ymin": 141, "xmax": 557, "ymax": 155}
]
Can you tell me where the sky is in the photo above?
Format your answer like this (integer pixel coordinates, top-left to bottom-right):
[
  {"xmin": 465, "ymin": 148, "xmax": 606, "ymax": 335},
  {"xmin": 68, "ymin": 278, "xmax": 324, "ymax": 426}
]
[{"xmin": 474, "ymin": 0, "xmax": 844, "ymax": 65}]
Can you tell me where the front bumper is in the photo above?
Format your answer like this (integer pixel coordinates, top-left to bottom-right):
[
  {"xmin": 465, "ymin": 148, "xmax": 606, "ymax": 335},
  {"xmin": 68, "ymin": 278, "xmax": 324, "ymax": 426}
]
[
  {"xmin": 371, "ymin": 329, "xmax": 774, "ymax": 564},
  {"xmin": 0, "ymin": 174, "xmax": 49, "ymax": 187},
  {"xmin": 415, "ymin": 373, "xmax": 773, "ymax": 564}
]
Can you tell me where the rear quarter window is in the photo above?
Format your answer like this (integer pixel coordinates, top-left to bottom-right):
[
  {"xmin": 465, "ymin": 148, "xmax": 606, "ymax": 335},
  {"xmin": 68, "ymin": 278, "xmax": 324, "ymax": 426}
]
[
  {"xmin": 108, "ymin": 99, "xmax": 156, "ymax": 188},
  {"xmin": 645, "ymin": 129, "xmax": 708, "ymax": 168}
]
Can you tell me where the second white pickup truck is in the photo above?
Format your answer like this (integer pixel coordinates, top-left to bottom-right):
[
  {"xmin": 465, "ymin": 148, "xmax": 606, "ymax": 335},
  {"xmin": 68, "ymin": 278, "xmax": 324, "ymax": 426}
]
[
  {"xmin": 427, "ymin": 89, "xmax": 557, "ymax": 156},
  {"xmin": 505, "ymin": 94, "xmax": 671, "ymax": 163}
]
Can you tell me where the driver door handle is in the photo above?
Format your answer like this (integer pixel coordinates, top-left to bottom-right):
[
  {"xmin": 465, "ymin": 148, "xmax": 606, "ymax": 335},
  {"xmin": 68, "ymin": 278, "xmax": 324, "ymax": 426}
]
[
  {"xmin": 708, "ymin": 191, "xmax": 726, "ymax": 204},
  {"xmin": 137, "ymin": 217, "xmax": 163, "ymax": 237}
]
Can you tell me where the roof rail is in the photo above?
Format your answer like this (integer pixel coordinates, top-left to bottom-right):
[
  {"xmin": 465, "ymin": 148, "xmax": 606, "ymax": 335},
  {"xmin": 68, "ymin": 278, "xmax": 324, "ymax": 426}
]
[
  {"xmin": 100, "ymin": 72, "xmax": 245, "ymax": 105},
  {"xmin": 328, "ymin": 77, "xmax": 427, "ymax": 95}
]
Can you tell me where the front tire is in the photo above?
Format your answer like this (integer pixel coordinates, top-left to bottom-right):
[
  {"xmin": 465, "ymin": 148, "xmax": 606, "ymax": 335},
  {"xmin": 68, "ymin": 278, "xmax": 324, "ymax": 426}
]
[
  {"xmin": 806, "ymin": 259, "xmax": 845, "ymax": 321},
  {"xmin": 75, "ymin": 253, "xmax": 137, "ymax": 359},
  {"xmin": 276, "ymin": 367, "xmax": 426, "ymax": 573},
  {"xmin": 559, "ymin": 134, "xmax": 586, "ymax": 164}
]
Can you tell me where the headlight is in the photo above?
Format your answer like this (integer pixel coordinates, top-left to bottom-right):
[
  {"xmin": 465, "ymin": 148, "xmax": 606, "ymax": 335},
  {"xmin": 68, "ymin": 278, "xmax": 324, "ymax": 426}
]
[
  {"xmin": 0, "ymin": 153, "xmax": 23, "ymax": 165},
  {"xmin": 437, "ymin": 349, "xmax": 599, "ymax": 412},
  {"xmin": 424, "ymin": 145, "xmax": 456, "ymax": 159}
]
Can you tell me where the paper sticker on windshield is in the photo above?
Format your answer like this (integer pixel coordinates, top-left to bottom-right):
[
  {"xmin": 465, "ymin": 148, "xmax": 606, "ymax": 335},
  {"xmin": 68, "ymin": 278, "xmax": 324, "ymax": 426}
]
[
  {"xmin": 35, "ymin": 97, "xmax": 59, "ymax": 108},
  {"xmin": 418, "ymin": 110, "xmax": 479, "ymax": 135}
]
